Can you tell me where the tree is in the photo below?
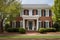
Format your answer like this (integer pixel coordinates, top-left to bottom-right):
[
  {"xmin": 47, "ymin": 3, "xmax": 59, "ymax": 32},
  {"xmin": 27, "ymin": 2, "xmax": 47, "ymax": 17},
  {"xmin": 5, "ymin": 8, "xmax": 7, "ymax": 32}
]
[
  {"xmin": 0, "ymin": 0, "xmax": 22, "ymax": 33},
  {"xmin": 52, "ymin": 0, "xmax": 60, "ymax": 31}
]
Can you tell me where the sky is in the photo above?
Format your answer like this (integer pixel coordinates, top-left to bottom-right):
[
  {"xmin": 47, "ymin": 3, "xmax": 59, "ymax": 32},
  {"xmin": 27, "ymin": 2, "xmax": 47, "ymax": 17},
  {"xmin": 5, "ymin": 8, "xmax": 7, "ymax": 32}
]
[{"xmin": 21, "ymin": 0, "xmax": 54, "ymax": 6}]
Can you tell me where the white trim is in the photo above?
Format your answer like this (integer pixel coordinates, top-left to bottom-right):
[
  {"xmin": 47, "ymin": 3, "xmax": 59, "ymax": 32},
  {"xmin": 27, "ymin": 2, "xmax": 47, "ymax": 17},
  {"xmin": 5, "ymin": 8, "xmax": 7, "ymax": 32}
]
[
  {"xmin": 45, "ymin": 9, "xmax": 49, "ymax": 17},
  {"xmin": 38, "ymin": 9, "xmax": 41, "ymax": 17}
]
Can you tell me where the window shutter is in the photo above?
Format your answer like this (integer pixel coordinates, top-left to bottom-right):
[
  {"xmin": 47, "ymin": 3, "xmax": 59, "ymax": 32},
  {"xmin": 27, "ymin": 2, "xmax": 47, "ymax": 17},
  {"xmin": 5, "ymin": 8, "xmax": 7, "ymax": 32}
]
[
  {"xmin": 44, "ymin": 22, "xmax": 46, "ymax": 28},
  {"xmin": 10, "ymin": 21, "xmax": 12, "ymax": 27},
  {"xmin": 41, "ymin": 10, "xmax": 43, "ymax": 16},
  {"xmin": 27, "ymin": 10, "xmax": 29, "ymax": 15},
  {"xmin": 32, "ymin": 10, "xmax": 34, "ymax": 15},
  {"xmin": 36, "ymin": 10, "xmax": 38, "ymax": 15},
  {"xmin": 49, "ymin": 22, "xmax": 51, "ymax": 27},
  {"xmin": 49, "ymin": 10, "xmax": 52, "ymax": 16}
]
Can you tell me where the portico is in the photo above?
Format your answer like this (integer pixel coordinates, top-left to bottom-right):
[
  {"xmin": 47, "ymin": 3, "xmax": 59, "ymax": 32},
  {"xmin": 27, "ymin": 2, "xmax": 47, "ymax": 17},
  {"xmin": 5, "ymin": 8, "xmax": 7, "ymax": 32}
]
[{"xmin": 22, "ymin": 15, "xmax": 39, "ymax": 31}]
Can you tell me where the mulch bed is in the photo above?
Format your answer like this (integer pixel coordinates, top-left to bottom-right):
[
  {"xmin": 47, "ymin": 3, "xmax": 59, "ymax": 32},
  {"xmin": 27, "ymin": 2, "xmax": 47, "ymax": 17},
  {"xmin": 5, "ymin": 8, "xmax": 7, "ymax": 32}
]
[{"xmin": 0, "ymin": 38, "xmax": 60, "ymax": 40}]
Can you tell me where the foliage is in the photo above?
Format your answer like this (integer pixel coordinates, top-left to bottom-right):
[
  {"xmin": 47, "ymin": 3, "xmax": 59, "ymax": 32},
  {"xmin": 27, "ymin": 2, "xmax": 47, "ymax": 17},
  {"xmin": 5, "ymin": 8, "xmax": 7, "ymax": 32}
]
[
  {"xmin": 19, "ymin": 28, "xmax": 26, "ymax": 34},
  {"xmin": 38, "ymin": 28, "xmax": 56, "ymax": 34},
  {"xmin": 7, "ymin": 28, "xmax": 19, "ymax": 32},
  {"xmin": 5, "ymin": 24, "xmax": 10, "ymax": 31},
  {"xmin": 52, "ymin": 0, "xmax": 60, "ymax": 32},
  {"xmin": 0, "ymin": 0, "xmax": 22, "ymax": 32},
  {"xmin": 53, "ymin": 21, "xmax": 60, "ymax": 31},
  {"xmin": 38, "ymin": 28, "xmax": 47, "ymax": 33}
]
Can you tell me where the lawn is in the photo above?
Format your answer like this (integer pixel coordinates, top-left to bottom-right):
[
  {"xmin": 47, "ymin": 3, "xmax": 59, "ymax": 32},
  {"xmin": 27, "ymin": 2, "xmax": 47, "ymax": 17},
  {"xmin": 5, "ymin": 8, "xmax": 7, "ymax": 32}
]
[{"xmin": 0, "ymin": 36, "xmax": 60, "ymax": 38}]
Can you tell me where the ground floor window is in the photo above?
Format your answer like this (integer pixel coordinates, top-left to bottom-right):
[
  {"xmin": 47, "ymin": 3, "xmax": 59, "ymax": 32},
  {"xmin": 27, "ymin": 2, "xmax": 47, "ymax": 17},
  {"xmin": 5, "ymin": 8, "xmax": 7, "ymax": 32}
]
[
  {"xmin": 20, "ymin": 21, "xmax": 23, "ymax": 27},
  {"xmin": 16, "ymin": 21, "xmax": 20, "ymax": 28},
  {"xmin": 38, "ymin": 21, "xmax": 41, "ymax": 28},
  {"xmin": 44, "ymin": 21, "xmax": 49, "ymax": 28},
  {"xmin": 12, "ymin": 21, "xmax": 16, "ymax": 28}
]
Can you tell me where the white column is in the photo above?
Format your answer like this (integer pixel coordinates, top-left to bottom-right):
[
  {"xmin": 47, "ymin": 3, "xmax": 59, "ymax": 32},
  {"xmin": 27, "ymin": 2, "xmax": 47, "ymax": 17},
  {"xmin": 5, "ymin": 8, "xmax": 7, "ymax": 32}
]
[
  {"xmin": 32, "ymin": 21, "xmax": 34, "ymax": 30},
  {"xmin": 29, "ymin": 9, "xmax": 32, "ymax": 16},
  {"xmin": 27, "ymin": 21, "xmax": 29, "ymax": 30},
  {"xmin": 23, "ymin": 19, "xmax": 25, "ymax": 29},
  {"xmin": 36, "ymin": 19, "xmax": 38, "ymax": 31},
  {"xmin": 38, "ymin": 9, "xmax": 41, "ymax": 17}
]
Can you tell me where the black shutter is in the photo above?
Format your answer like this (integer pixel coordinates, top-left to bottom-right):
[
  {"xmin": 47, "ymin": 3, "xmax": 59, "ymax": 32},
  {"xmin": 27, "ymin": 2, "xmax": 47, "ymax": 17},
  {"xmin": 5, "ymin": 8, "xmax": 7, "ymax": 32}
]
[
  {"xmin": 36, "ymin": 10, "xmax": 38, "ymax": 15},
  {"xmin": 27, "ymin": 10, "xmax": 29, "ymax": 15},
  {"xmin": 49, "ymin": 22, "xmax": 51, "ymax": 27},
  {"xmin": 41, "ymin": 10, "xmax": 43, "ymax": 16},
  {"xmin": 32, "ymin": 10, "xmax": 33, "ymax": 15},
  {"xmin": 24, "ymin": 10, "xmax": 25, "ymax": 15},
  {"xmin": 44, "ymin": 10, "xmax": 46, "ymax": 16},
  {"xmin": 49, "ymin": 10, "xmax": 52, "ymax": 16},
  {"xmin": 10, "ymin": 21, "xmax": 12, "ymax": 27},
  {"xmin": 44, "ymin": 22, "xmax": 46, "ymax": 28}
]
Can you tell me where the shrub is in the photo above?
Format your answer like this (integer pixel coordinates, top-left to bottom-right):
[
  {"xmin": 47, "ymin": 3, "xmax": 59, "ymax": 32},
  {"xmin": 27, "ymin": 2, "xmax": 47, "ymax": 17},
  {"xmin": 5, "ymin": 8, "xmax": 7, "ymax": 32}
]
[
  {"xmin": 7, "ymin": 28, "xmax": 13, "ymax": 32},
  {"xmin": 7, "ymin": 28, "xmax": 19, "ymax": 32},
  {"xmin": 19, "ymin": 28, "xmax": 26, "ymax": 34},
  {"xmin": 5, "ymin": 24, "xmax": 10, "ymax": 31},
  {"xmin": 46, "ymin": 28, "xmax": 56, "ymax": 32},
  {"xmin": 38, "ymin": 28, "xmax": 56, "ymax": 34},
  {"xmin": 38, "ymin": 28, "xmax": 47, "ymax": 34}
]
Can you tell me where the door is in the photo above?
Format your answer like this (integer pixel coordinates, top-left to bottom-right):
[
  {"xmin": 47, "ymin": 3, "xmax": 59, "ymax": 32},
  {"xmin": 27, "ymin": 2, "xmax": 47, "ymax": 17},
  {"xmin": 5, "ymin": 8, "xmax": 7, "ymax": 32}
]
[{"xmin": 29, "ymin": 21, "xmax": 32, "ymax": 30}]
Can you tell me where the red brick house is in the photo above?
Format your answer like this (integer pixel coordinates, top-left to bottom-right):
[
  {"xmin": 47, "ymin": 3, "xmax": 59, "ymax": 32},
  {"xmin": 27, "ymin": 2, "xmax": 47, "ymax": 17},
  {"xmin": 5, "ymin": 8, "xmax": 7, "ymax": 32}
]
[{"xmin": 11, "ymin": 4, "xmax": 53, "ymax": 31}]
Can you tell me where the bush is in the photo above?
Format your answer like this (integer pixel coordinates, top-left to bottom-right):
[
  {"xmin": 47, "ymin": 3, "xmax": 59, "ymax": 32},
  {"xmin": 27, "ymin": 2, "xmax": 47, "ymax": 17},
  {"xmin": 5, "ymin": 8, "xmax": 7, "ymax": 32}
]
[
  {"xmin": 46, "ymin": 28, "xmax": 56, "ymax": 32},
  {"xmin": 5, "ymin": 24, "xmax": 10, "ymax": 31},
  {"xmin": 38, "ymin": 28, "xmax": 47, "ymax": 33},
  {"xmin": 7, "ymin": 28, "xmax": 19, "ymax": 32},
  {"xmin": 19, "ymin": 28, "xmax": 26, "ymax": 34},
  {"xmin": 38, "ymin": 28, "xmax": 56, "ymax": 34}
]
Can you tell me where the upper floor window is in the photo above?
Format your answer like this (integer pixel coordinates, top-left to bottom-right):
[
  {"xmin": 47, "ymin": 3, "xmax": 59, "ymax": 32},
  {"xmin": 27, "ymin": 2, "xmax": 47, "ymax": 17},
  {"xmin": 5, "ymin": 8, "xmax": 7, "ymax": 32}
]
[
  {"xmin": 41, "ymin": 9, "xmax": 46, "ymax": 16},
  {"xmin": 24, "ymin": 9, "xmax": 29, "ymax": 15},
  {"xmin": 32, "ymin": 9, "xmax": 38, "ymax": 15},
  {"xmin": 44, "ymin": 9, "xmax": 46, "ymax": 16}
]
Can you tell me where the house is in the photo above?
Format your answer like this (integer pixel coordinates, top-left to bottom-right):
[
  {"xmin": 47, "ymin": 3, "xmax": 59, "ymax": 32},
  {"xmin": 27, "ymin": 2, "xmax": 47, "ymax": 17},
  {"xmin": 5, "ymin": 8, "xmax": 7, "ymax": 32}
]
[{"xmin": 11, "ymin": 4, "xmax": 53, "ymax": 31}]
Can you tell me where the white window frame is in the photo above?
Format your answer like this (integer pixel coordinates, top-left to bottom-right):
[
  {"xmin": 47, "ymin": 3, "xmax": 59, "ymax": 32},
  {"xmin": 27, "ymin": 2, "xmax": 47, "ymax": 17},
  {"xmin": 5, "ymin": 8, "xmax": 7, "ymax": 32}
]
[
  {"xmin": 45, "ymin": 9, "xmax": 49, "ymax": 17},
  {"xmin": 38, "ymin": 9, "xmax": 41, "ymax": 17},
  {"xmin": 20, "ymin": 21, "xmax": 23, "ymax": 28},
  {"xmin": 12, "ymin": 21, "xmax": 16, "ymax": 28},
  {"xmin": 45, "ymin": 20, "xmax": 49, "ymax": 28},
  {"xmin": 38, "ymin": 21, "xmax": 41, "ymax": 28}
]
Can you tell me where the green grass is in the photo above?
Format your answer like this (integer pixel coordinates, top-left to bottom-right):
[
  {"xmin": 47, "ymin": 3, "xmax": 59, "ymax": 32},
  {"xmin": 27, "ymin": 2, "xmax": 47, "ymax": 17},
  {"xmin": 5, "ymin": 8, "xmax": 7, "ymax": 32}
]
[{"xmin": 0, "ymin": 36, "xmax": 60, "ymax": 38}]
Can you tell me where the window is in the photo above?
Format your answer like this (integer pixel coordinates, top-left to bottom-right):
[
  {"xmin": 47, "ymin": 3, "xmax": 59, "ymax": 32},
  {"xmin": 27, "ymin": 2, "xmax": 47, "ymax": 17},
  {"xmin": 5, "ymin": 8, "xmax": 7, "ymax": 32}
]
[
  {"xmin": 38, "ymin": 21, "xmax": 41, "ymax": 28},
  {"xmin": 41, "ymin": 9, "xmax": 45, "ymax": 16},
  {"xmin": 44, "ymin": 21, "xmax": 49, "ymax": 28},
  {"xmin": 20, "ymin": 21, "xmax": 23, "ymax": 27},
  {"xmin": 24, "ymin": 9, "xmax": 29, "ymax": 15},
  {"xmin": 12, "ymin": 21, "xmax": 16, "ymax": 28},
  {"xmin": 45, "ymin": 9, "xmax": 49, "ymax": 17},
  {"xmin": 44, "ymin": 9, "xmax": 46, "ymax": 16},
  {"xmin": 16, "ymin": 21, "xmax": 20, "ymax": 28},
  {"xmin": 32, "ymin": 9, "xmax": 38, "ymax": 15}
]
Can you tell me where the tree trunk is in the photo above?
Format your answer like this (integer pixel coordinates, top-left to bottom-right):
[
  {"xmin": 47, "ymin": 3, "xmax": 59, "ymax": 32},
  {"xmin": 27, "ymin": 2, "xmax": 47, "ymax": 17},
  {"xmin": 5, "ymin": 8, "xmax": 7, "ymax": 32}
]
[{"xmin": 0, "ymin": 20, "xmax": 3, "ymax": 33}]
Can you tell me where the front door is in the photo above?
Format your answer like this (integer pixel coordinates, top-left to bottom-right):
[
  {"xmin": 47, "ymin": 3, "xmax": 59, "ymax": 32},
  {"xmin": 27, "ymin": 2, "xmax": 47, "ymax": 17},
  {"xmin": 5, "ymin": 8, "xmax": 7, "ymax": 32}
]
[{"xmin": 29, "ymin": 21, "xmax": 32, "ymax": 30}]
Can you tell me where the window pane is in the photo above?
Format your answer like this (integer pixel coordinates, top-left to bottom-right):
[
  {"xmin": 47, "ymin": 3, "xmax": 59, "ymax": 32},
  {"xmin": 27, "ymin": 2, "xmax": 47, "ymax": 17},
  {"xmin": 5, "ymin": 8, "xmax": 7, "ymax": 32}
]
[{"xmin": 20, "ymin": 21, "xmax": 23, "ymax": 27}]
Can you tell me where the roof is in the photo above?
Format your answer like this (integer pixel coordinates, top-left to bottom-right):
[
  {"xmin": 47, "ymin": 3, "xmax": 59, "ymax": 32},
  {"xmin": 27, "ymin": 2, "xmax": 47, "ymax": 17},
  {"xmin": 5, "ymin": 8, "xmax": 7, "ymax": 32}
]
[{"xmin": 22, "ymin": 4, "xmax": 51, "ymax": 9}]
